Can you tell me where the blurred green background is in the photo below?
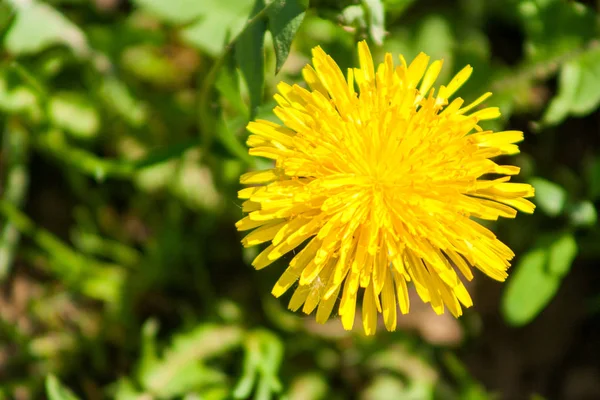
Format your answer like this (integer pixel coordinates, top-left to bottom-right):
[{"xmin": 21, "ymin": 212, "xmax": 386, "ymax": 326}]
[{"xmin": 1, "ymin": 0, "xmax": 600, "ymax": 399}]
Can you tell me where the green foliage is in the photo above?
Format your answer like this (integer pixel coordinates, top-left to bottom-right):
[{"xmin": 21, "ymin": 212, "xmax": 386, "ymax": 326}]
[
  {"xmin": 502, "ymin": 233, "xmax": 578, "ymax": 326},
  {"xmin": 542, "ymin": 46, "xmax": 600, "ymax": 126},
  {"xmin": 4, "ymin": 1, "xmax": 88, "ymax": 56},
  {"xmin": 268, "ymin": 0, "xmax": 308, "ymax": 73},
  {"xmin": 136, "ymin": 321, "xmax": 244, "ymax": 398},
  {"xmin": 46, "ymin": 375, "xmax": 81, "ymax": 400},
  {"xmin": 236, "ymin": 0, "xmax": 268, "ymax": 116},
  {"xmin": 233, "ymin": 330, "xmax": 284, "ymax": 400},
  {"xmin": 530, "ymin": 177, "xmax": 567, "ymax": 217},
  {"xmin": 0, "ymin": 0, "xmax": 598, "ymax": 399}
]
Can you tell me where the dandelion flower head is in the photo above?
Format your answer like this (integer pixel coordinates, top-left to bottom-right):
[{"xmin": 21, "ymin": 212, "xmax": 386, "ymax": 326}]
[{"xmin": 236, "ymin": 41, "xmax": 535, "ymax": 335}]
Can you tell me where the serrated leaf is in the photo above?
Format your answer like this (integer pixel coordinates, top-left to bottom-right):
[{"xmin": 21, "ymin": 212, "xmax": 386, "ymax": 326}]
[
  {"xmin": 542, "ymin": 47, "xmax": 600, "ymax": 126},
  {"xmin": 267, "ymin": 0, "xmax": 307, "ymax": 73},
  {"xmin": 235, "ymin": 0, "xmax": 267, "ymax": 116},
  {"xmin": 530, "ymin": 177, "xmax": 566, "ymax": 217},
  {"xmin": 4, "ymin": 2, "xmax": 87, "ymax": 56},
  {"xmin": 361, "ymin": 0, "xmax": 386, "ymax": 45},
  {"xmin": 46, "ymin": 375, "xmax": 81, "ymax": 400}
]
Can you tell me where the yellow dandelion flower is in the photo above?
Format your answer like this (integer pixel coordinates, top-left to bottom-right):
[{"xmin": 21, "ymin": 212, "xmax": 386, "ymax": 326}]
[{"xmin": 236, "ymin": 41, "xmax": 535, "ymax": 335}]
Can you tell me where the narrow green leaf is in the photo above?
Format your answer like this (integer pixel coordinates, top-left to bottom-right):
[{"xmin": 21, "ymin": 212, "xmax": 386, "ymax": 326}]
[
  {"xmin": 267, "ymin": 0, "xmax": 307, "ymax": 73},
  {"xmin": 46, "ymin": 375, "xmax": 81, "ymax": 400},
  {"xmin": 530, "ymin": 177, "xmax": 567, "ymax": 217},
  {"xmin": 137, "ymin": 318, "xmax": 160, "ymax": 383},
  {"xmin": 235, "ymin": 0, "xmax": 267, "ymax": 116}
]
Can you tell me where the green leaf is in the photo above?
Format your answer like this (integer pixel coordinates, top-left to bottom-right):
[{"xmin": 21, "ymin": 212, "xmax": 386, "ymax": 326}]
[
  {"xmin": 235, "ymin": 0, "xmax": 267, "ymax": 116},
  {"xmin": 233, "ymin": 330, "xmax": 284, "ymax": 400},
  {"xmin": 98, "ymin": 76, "xmax": 147, "ymax": 127},
  {"xmin": 131, "ymin": 0, "xmax": 206, "ymax": 24},
  {"xmin": 519, "ymin": 0, "xmax": 597, "ymax": 63},
  {"xmin": 45, "ymin": 375, "xmax": 81, "ymax": 400},
  {"xmin": 139, "ymin": 324, "xmax": 243, "ymax": 397},
  {"xmin": 502, "ymin": 233, "xmax": 579, "ymax": 326},
  {"xmin": 0, "ymin": 68, "xmax": 42, "ymax": 121},
  {"xmin": 121, "ymin": 45, "xmax": 184, "ymax": 87},
  {"xmin": 216, "ymin": 52, "xmax": 248, "ymax": 116},
  {"xmin": 568, "ymin": 200, "xmax": 597, "ymax": 228},
  {"xmin": 546, "ymin": 233, "xmax": 577, "ymax": 276},
  {"xmin": 502, "ymin": 248, "xmax": 557, "ymax": 326},
  {"xmin": 267, "ymin": 0, "xmax": 307, "ymax": 73},
  {"xmin": 361, "ymin": 0, "xmax": 386, "ymax": 45},
  {"xmin": 112, "ymin": 378, "xmax": 144, "ymax": 400},
  {"xmin": 49, "ymin": 92, "xmax": 100, "ymax": 139},
  {"xmin": 542, "ymin": 47, "xmax": 600, "ymax": 126},
  {"xmin": 4, "ymin": 2, "xmax": 88, "ymax": 56},
  {"xmin": 180, "ymin": 0, "xmax": 255, "ymax": 56},
  {"xmin": 137, "ymin": 318, "xmax": 160, "ymax": 382},
  {"xmin": 217, "ymin": 114, "xmax": 255, "ymax": 165},
  {"xmin": 0, "ymin": 2, "xmax": 15, "ymax": 36},
  {"xmin": 530, "ymin": 177, "xmax": 567, "ymax": 217}
]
